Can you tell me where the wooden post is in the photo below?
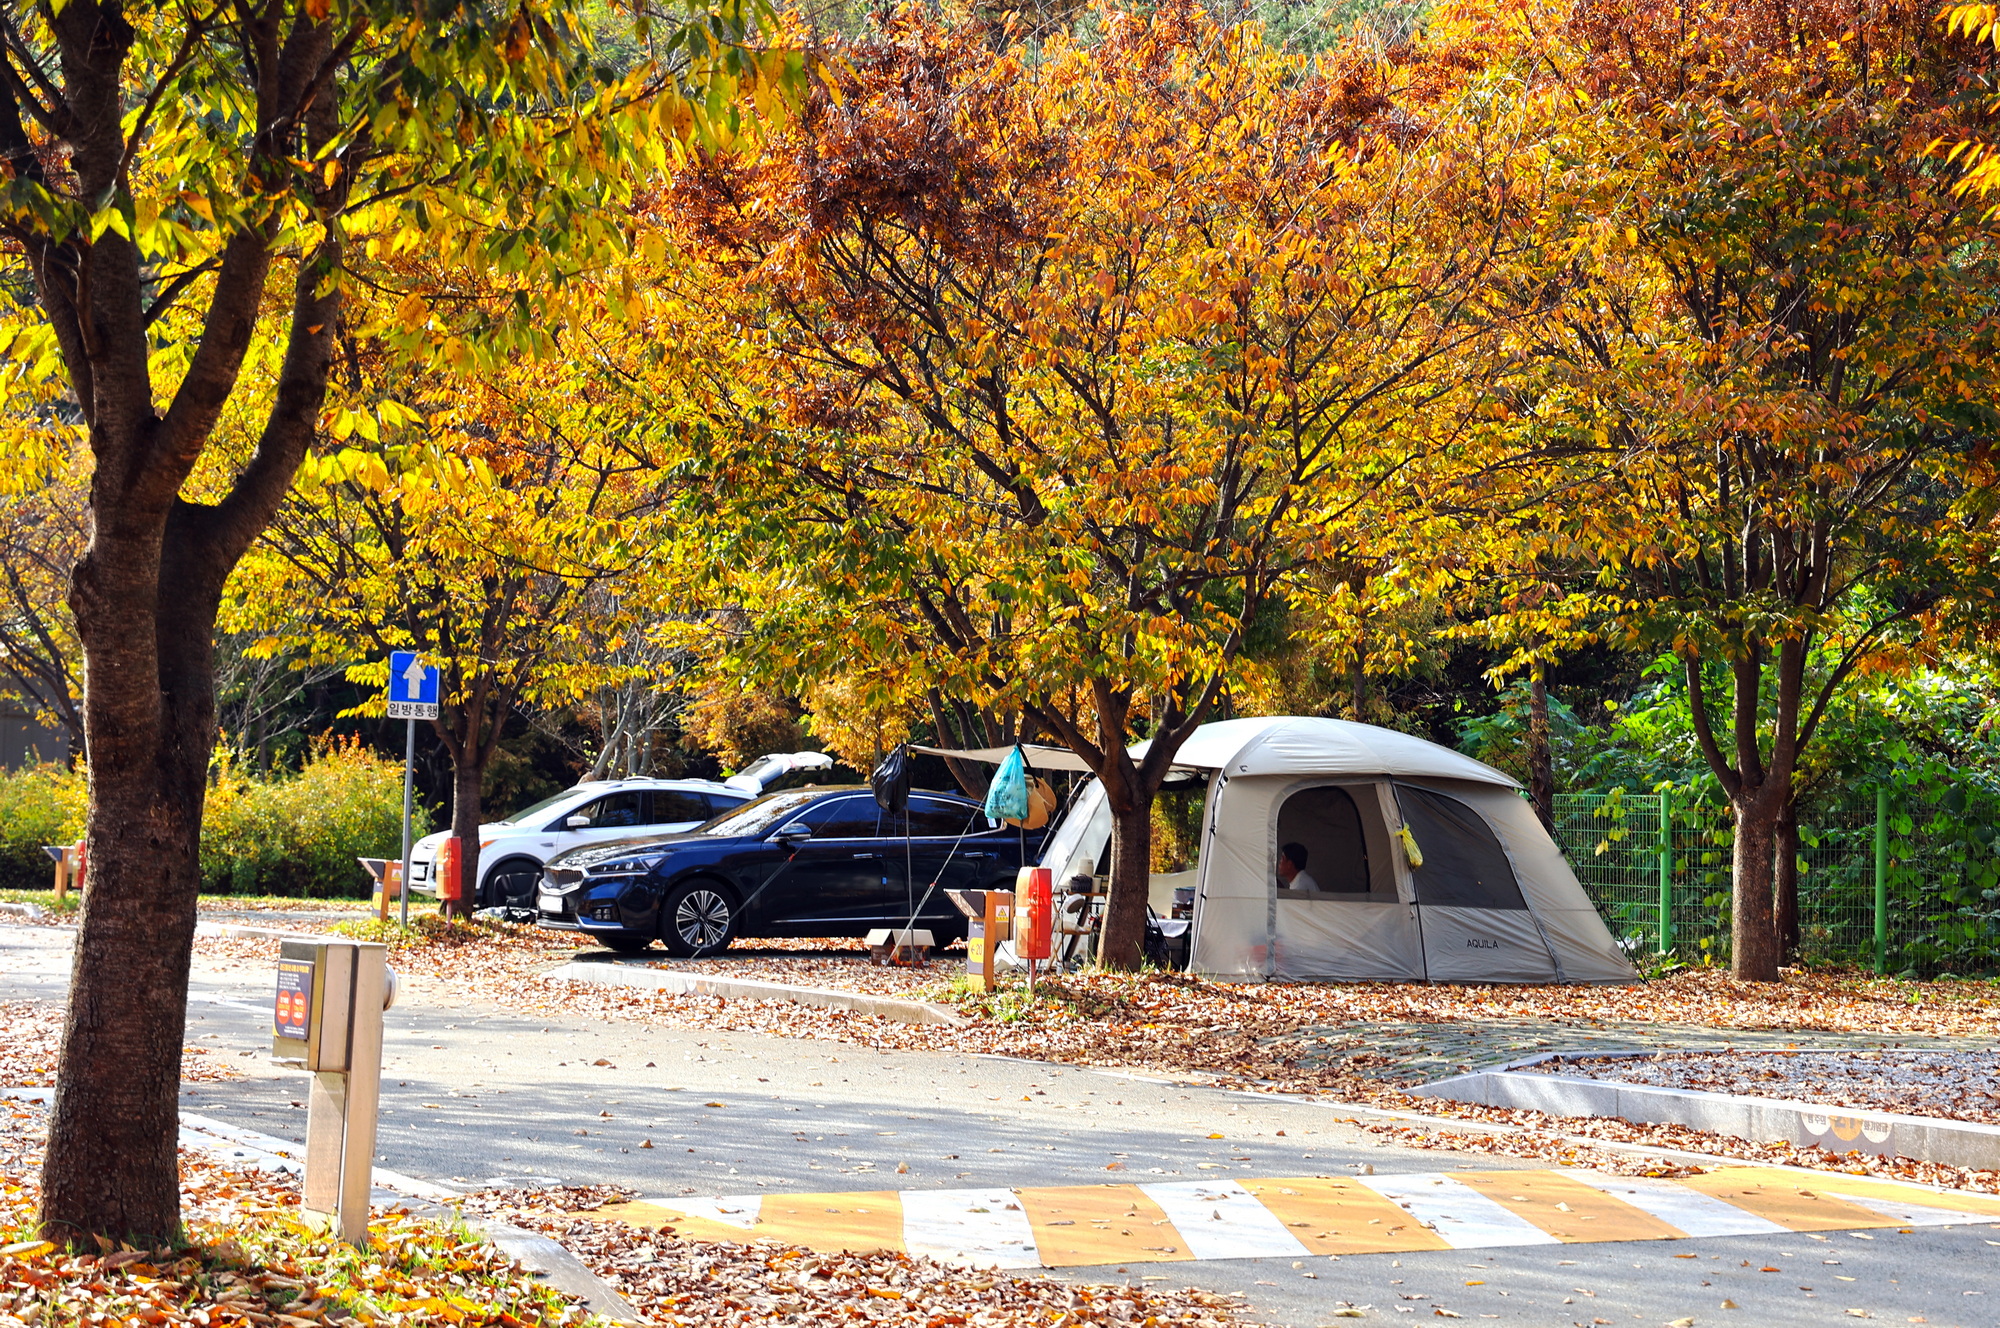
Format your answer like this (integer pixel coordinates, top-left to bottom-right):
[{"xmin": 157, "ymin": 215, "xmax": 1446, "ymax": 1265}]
[{"xmin": 49, "ymin": 846, "xmax": 70, "ymax": 903}]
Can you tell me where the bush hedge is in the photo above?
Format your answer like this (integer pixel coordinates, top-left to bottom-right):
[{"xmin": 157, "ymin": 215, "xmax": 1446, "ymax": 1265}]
[{"xmin": 0, "ymin": 737, "xmax": 426, "ymax": 897}]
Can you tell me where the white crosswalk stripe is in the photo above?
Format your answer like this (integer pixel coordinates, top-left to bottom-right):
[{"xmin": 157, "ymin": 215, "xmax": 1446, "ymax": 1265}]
[
  {"xmin": 1137, "ymin": 1179, "xmax": 1311, "ymax": 1261},
  {"xmin": 1358, "ymin": 1173, "xmax": 1564, "ymax": 1248},
  {"xmin": 901, "ymin": 1188, "xmax": 1040, "ymax": 1268},
  {"xmin": 661, "ymin": 1195, "xmax": 764, "ymax": 1230}
]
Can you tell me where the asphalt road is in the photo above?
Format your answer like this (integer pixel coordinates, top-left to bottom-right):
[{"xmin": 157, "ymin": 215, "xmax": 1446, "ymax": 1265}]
[{"xmin": 6, "ymin": 922, "xmax": 1998, "ymax": 1327}]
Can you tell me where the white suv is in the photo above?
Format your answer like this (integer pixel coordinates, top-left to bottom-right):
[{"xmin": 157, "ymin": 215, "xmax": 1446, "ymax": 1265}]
[
  {"xmin": 406, "ymin": 778, "xmax": 747, "ymax": 909},
  {"xmin": 405, "ymin": 753, "xmax": 836, "ymax": 909}
]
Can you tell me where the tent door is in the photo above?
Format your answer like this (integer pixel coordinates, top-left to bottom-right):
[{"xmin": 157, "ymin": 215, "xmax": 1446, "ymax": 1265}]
[{"xmin": 1393, "ymin": 783, "xmax": 1562, "ymax": 982}]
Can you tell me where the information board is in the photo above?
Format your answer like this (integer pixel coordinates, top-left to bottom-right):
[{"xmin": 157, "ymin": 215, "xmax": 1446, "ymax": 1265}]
[{"xmin": 274, "ymin": 957, "xmax": 314, "ymax": 1041}]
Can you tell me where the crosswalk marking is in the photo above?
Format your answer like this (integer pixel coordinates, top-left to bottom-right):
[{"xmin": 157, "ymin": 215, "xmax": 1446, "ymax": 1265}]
[
  {"xmin": 1833, "ymin": 1190, "xmax": 2000, "ymax": 1229},
  {"xmin": 1136, "ymin": 1180, "xmax": 1309, "ymax": 1261},
  {"xmin": 901, "ymin": 1187, "xmax": 1039, "ymax": 1268},
  {"xmin": 1239, "ymin": 1176, "xmax": 1452, "ymax": 1254},
  {"xmin": 1448, "ymin": 1170, "xmax": 1686, "ymax": 1244},
  {"xmin": 1561, "ymin": 1171, "xmax": 1789, "ymax": 1238},
  {"xmin": 587, "ymin": 1167, "xmax": 2000, "ymax": 1269},
  {"xmin": 1015, "ymin": 1184, "xmax": 1193, "ymax": 1267},
  {"xmin": 1358, "ymin": 1173, "xmax": 1563, "ymax": 1249},
  {"xmin": 1679, "ymin": 1171, "xmax": 1903, "ymax": 1232},
  {"xmin": 667, "ymin": 1194, "xmax": 763, "ymax": 1230}
]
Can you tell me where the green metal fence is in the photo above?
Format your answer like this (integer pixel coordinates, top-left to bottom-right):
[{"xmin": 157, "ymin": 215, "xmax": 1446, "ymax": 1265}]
[{"xmin": 1552, "ymin": 788, "xmax": 2000, "ymax": 975}]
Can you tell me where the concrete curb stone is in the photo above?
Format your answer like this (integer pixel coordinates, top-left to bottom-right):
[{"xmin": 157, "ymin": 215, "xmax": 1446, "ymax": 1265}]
[{"xmin": 1413, "ymin": 1048, "xmax": 2000, "ymax": 1171}]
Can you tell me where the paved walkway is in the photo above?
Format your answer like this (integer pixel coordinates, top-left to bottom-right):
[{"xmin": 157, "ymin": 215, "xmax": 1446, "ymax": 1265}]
[{"xmin": 1269, "ymin": 1019, "xmax": 1999, "ymax": 1084}]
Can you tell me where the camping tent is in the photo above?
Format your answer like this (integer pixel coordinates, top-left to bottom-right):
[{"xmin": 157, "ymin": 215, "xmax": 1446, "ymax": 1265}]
[{"xmin": 967, "ymin": 717, "xmax": 1636, "ymax": 985}]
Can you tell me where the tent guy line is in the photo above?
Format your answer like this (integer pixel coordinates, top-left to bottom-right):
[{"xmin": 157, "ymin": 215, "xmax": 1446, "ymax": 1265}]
[{"xmin": 588, "ymin": 1166, "xmax": 2000, "ymax": 1269}]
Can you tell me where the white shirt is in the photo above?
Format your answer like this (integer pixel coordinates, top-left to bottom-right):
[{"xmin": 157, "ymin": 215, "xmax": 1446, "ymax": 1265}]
[{"xmin": 1282, "ymin": 868, "xmax": 1320, "ymax": 892}]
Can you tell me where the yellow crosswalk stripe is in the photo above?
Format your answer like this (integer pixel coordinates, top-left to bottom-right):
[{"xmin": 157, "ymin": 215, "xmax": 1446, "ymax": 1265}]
[
  {"xmin": 587, "ymin": 1166, "xmax": 2000, "ymax": 1268},
  {"xmin": 1238, "ymin": 1176, "xmax": 1452, "ymax": 1255},
  {"xmin": 1014, "ymin": 1184, "xmax": 1193, "ymax": 1267},
  {"xmin": 1679, "ymin": 1169, "xmax": 1920, "ymax": 1232}
]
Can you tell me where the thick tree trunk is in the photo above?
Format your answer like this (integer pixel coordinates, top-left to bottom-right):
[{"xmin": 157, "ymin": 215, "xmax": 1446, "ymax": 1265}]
[
  {"xmin": 449, "ymin": 758, "xmax": 484, "ymax": 917},
  {"xmin": 1100, "ymin": 797, "xmax": 1152, "ymax": 970},
  {"xmin": 38, "ymin": 526, "xmax": 220, "ymax": 1244},
  {"xmin": 1730, "ymin": 785, "xmax": 1786, "ymax": 982},
  {"xmin": 1774, "ymin": 803, "xmax": 1800, "ymax": 961},
  {"xmin": 1527, "ymin": 663, "xmax": 1554, "ymax": 831}
]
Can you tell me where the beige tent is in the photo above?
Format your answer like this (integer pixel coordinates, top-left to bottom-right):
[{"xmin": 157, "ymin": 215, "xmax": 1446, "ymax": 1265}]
[{"xmin": 1029, "ymin": 717, "xmax": 1636, "ymax": 984}]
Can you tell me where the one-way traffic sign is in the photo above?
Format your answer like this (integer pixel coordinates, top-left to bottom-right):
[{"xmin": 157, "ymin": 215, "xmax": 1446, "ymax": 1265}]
[{"xmin": 386, "ymin": 651, "xmax": 439, "ymax": 720}]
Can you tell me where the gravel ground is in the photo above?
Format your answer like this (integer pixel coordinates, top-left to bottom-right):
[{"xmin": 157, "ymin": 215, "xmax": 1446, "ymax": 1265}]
[{"xmin": 1527, "ymin": 1050, "xmax": 2000, "ymax": 1124}]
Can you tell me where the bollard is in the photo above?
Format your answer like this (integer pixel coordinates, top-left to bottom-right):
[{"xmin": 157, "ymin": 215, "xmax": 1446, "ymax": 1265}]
[{"xmin": 272, "ymin": 939, "xmax": 397, "ymax": 1245}]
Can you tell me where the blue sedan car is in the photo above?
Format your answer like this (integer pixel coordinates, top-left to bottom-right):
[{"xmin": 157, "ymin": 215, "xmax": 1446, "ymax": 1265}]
[{"xmin": 534, "ymin": 786, "xmax": 1042, "ymax": 956}]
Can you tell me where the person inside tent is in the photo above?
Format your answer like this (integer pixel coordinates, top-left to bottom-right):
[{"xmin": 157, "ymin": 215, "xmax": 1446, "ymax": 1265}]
[{"xmin": 1277, "ymin": 842, "xmax": 1320, "ymax": 893}]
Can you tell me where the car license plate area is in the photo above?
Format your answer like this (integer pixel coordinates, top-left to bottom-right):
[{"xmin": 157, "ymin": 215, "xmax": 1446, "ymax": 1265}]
[{"xmin": 538, "ymin": 891, "xmax": 567, "ymax": 913}]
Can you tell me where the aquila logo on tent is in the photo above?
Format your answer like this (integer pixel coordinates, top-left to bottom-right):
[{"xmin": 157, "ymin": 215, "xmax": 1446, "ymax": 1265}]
[{"xmin": 1465, "ymin": 938, "xmax": 1500, "ymax": 949}]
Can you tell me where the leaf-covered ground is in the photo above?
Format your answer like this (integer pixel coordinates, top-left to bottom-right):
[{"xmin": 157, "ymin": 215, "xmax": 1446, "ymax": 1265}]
[
  {"xmin": 453, "ymin": 1187, "xmax": 1245, "ymax": 1328},
  {"xmin": 1, "ymin": 1093, "xmax": 594, "ymax": 1328}
]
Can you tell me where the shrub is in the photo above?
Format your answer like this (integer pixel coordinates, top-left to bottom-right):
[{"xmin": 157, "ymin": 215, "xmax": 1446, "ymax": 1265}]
[
  {"xmin": 0, "ymin": 763, "xmax": 86, "ymax": 891},
  {"xmin": 0, "ymin": 737, "xmax": 425, "ymax": 898},
  {"xmin": 202, "ymin": 737, "xmax": 427, "ymax": 898}
]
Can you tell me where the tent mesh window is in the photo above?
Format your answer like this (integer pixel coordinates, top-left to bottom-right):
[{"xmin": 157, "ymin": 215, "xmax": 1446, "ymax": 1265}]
[
  {"xmin": 1274, "ymin": 785, "xmax": 1370, "ymax": 894},
  {"xmin": 1396, "ymin": 785, "xmax": 1529, "ymax": 909}
]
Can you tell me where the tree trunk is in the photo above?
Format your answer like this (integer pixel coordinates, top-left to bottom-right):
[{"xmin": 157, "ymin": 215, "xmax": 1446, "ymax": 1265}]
[
  {"xmin": 38, "ymin": 529, "xmax": 221, "ymax": 1245},
  {"xmin": 1348, "ymin": 650, "xmax": 1367, "ymax": 722},
  {"xmin": 448, "ymin": 758, "xmax": 484, "ymax": 917},
  {"xmin": 1730, "ymin": 785, "xmax": 1786, "ymax": 982},
  {"xmin": 1774, "ymin": 801, "xmax": 1800, "ymax": 961},
  {"xmin": 1527, "ymin": 662, "xmax": 1554, "ymax": 831},
  {"xmin": 1100, "ymin": 797, "xmax": 1152, "ymax": 970}
]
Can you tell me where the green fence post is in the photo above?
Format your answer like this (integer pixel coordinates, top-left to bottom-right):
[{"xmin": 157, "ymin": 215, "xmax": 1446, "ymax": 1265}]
[
  {"xmin": 1658, "ymin": 788, "xmax": 1674, "ymax": 954},
  {"xmin": 1873, "ymin": 786, "xmax": 1889, "ymax": 975}
]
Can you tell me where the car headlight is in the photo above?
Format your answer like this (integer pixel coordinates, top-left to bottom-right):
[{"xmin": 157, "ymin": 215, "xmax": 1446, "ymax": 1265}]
[{"xmin": 593, "ymin": 855, "xmax": 665, "ymax": 875}]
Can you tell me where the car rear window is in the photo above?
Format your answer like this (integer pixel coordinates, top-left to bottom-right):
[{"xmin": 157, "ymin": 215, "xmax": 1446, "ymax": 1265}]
[
  {"xmin": 903, "ymin": 797, "xmax": 981, "ymax": 837},
  {"xmin": 800, "ymin": 796, "xmax": 882, "ymax": 838},
  {"xmin": 650, "ymin": 790, "xmax": 714, "ymax": 824}
]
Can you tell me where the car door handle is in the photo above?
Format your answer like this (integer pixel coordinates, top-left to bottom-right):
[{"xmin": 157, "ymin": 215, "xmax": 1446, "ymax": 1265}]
[{"xmin": 852, "ymin": 852, "xmax": 880, "ymax": 860}]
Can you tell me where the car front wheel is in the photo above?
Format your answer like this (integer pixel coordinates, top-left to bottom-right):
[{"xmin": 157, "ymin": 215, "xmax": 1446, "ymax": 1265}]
[
  {"xmin": 662, "ymin": 880, "xmax": 737, "ymax": 958},
  {"xmin": 483, "ymin": 857, "xmax": 543, "ymax": 910}
]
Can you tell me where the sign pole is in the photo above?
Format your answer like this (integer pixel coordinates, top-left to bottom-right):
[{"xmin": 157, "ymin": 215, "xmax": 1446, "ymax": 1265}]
[{"xmin": 399, "ymin": 717, "xmax": 415, "ymax": 929}]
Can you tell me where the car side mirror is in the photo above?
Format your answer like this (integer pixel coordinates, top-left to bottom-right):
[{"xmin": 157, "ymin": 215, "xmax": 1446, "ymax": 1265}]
[
  {"xmin": 566, "ymin": 814, "xmax": 591, "ymax": 829},
  {"xmin": 774, "ymin": 820, "xmax": 812, "ymax": 844}
]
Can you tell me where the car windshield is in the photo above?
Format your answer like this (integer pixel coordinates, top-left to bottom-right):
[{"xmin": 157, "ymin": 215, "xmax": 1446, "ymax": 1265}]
[
  {"xmin": 696, "ymin": 789, "xmax": 824, "ymax": 838},
  {"xmin": 494, "ymin": 789, "xmax": 582, "ymax": 826}
]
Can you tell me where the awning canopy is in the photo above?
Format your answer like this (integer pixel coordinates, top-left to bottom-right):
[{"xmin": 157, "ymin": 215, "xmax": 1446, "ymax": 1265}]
[
  {"xmin": 909, "ymin": 742, "xmax": 1099, "ymax": 773},
  {"xmin": 913, "ymin": 716, "xmax": 1514, "ymax": 788}
]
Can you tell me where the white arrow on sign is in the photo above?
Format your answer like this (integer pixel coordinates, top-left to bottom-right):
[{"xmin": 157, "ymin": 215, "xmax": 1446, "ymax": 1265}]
[{"xmin": 402, "ymin": 655, "xmax": 428, "ymax": 699}]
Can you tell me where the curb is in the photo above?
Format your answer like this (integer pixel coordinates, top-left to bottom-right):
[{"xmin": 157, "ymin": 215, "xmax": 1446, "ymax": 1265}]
[
  {"xmin": 196, "ymin": 921, "xmax": 327, "ymax": 943},
  {"xmin": 545, "ymin": 958, "xmax": 968, "ymax": 1027},
  {"xmin": 1411, "ymin": 1049, "xmax": 2000, "ymax": 1172}
]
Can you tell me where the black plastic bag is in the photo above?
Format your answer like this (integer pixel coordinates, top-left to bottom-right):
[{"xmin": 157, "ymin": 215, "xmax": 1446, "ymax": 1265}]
[{"xmin": 871, "ymin": 743, "xmax": 911, "ymax": 814}]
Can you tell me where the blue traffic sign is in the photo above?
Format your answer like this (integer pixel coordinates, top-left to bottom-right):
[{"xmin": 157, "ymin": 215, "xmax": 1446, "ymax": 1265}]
[{"xmin": 387, "ymin": 652, "xmax": 439, "ymax": 719}]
